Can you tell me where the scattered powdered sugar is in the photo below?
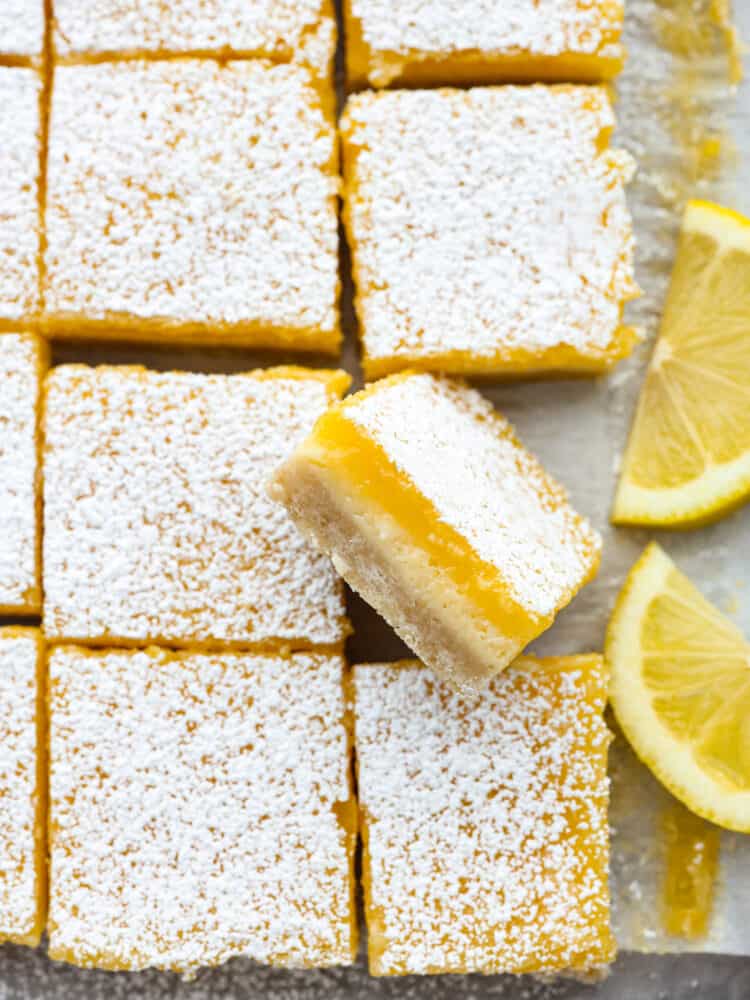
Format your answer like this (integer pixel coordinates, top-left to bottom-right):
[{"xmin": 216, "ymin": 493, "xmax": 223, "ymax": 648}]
[
  {"xmin": 0, "ymin": 335, "xmax": 43, "ymax": 610},
  {"xmin": 52, "ymin": 0, "xmax": 334, "ymax": 72},
  {"xmin": 349, "ymin": 0, "xmax": 623, "ymax": 61},
  {"xmin": 343, "ymin": 86, "xmax": 636, "ymax": 364},
  {"xmin": 0, "ymin": 630, "xmax": 42, "ymax": 943},
  {"xmin": 45, "ymin": 60, "xmax": 339, "ymax": 340},
  {"xmin": 346, "ymin": 374, "xmax": 601, "ymax": 618},
  {"xmin": 0, "ymin": 68, "xmax": 41, "ymax": 323},
  {"xmin": 43, "ymin": 366, "xmax": 348, "ymax": 646},
  {"xmin": 354, "ymin": 657, "xmax": 612, "ymax": 975},
  {"xmin": 48, "ymin": 647, "xmax": 355, "ymax": 973}
]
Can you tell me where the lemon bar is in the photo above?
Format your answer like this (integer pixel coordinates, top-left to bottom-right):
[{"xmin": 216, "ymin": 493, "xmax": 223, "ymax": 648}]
[
  {"xmin": 345, "ymin": 0, "xmax": 625, "ymax": 88},
  {"xmin": 43, "ymin": 60, "xmax": 340, "ymax": 351},
  {"xmin": 43, "ymin": 365, "xmax": 350, "ymax": 649},
  {"xmin": 341, "ymin": 86, "xmax": 638, "ymax": 379},
  {"xmin": 47, "ymin": 646, "xmax": 357, "ymax": 973},
  {"xmin": 0, "ymin": 1, "xmax": 44, "ymax": 64},
  {"xmin": 0, "ymin": 68, "xmax": 42, "ymax": 326},
  {"xmin": 272, "ymin": 373, "xmax": 601, "ymax": 690},
  {"xmin": 354, "ymin": 655, "xmax": 614, "ymax": 976},
  {"xmin": 0, "ymin": 334, "xmax": 47, "ymax": 615},
  {"xmin": 0, "ymin": 628, "xmax": 46, "ymax": 949},
  {"xmin": 52, "ymin": 0, "xmax": 336, "ymax": 79}
]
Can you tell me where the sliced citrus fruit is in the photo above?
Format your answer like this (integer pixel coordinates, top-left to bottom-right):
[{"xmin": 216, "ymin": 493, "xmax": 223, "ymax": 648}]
[
  {"xmin": 606, "ymin": 542, "xmax": 750, "ymax": 832},
  {"xmin": 613, "ymin": 199, "xmax": 750, "ymax": 528}
]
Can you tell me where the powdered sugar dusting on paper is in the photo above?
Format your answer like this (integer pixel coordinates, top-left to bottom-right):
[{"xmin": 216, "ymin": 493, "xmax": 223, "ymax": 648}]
[
  {"xmin": 0, "ymin": 69, "xmax": 41, "ymax": 323},
  {"xmin": 354, "ymin": 657, "xmax": 612, "ymax": 975},
  {"xmin": 343, "ymin": 85, "xmax": 636, "ymax": 365},
  {"xmin": 45, "ymin": 60, "xmax": 338, "ymax": 340},
  {"xmin": 347, "ymin": 375, "xmax": 601, "ymax": 618},
  {"xmin": 0, "ymin": 335, "xmax": 42, "ymax": 609},
  {"xmin": 48, "ymin": 647, "xmax": 355, "ymax": 973},
  {"xmin": 0, "ymin": 630, "xmax": 42, "ymax": 943},
  {"xmin": 52, "ymin": 0, "xmax": 333, "ymax": 69},
  {"xmin": 350, "ymin": 0, "xmax": 622, "ymax": 60},
  {"xmin": 43, "ymin": 366, "xmax": 348, "ymax": 646}
]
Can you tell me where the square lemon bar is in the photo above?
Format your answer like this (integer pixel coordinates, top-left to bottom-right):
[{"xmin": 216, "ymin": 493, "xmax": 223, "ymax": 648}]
[
  {"xmin": 0, "ymin": 333, "xmax": 47, "ymax": 615},
  {"xmin": 43, "ymin": 60, "xmax": 340, "ymax": 351},
  {"xmin": 341, "ymin": 85, "xmax": 638, "ymax": 379},
  {"xmin": 0, "ymin": 1, "xmax": 44, "ymax": 65},
  {"xmin": 354, "ymin": 655, "xmax": 614, "ymax": 976},
  {"xmin": 0, "ymin": 628, "xmax": 46, "ymax": 949},
  {"xmin": 345, "ymin": 0, "xmax": 624, "ymax": 89},
  {"xmin": 0, "ymin": 68, "xmax": 42, "ymax": 326},
  {"xmin": 47, "ymin": 646, "xmax": 357, "ymax": 973},
  {"xmin": 52, "ymin": 0, "xmax": 336, "ymax": 80},
  {"xmin": 272, "ymin": 373, "xmax": 601, "ymax": 690},
  {"xmin": 43, "ymin": 365, "xmax": 350, "ymax": 649}
]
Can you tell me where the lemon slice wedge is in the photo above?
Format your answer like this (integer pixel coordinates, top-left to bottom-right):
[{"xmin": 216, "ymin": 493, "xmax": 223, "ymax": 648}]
[
  {"xmin": 613, "ymin": 200, "xmax": 750, "ymax": 527},
  {"xmin": 606, "ymin": 542, "xmax": 750, "ymax": 832}
]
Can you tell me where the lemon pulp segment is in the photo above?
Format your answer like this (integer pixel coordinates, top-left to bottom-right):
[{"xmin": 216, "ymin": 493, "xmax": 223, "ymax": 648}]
[
  {"xmin": 613, "ymin": 200, "xmax": 750, "ymax": 527},
  {"xmin": 607, "ymin": 542, "xmax": 750, "ymax": 832}
]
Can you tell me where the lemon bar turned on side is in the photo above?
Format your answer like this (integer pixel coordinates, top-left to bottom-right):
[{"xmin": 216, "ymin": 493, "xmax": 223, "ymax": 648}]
[
  {"xmin": 43, "ymin": 60, "xmax": 340, "ymax": 351},
  {"xmin": 354, "ymin": 656, "xmax": 614, "ymax": 976},
  {"xmin": 0, "ymin": 628, "xmax": 46, "ymax": 949},
  {"xmin": 345, "ymin": 0, "xmax": 624, "ymax": 89},
  {"xmin": 341, "ymin": 85, "xmax": 639, "ymax": 380},
  {"xmin": 272, "ymin": 373, "xmax": 601, "ymax": 690},
  {"xmin": 47, "ymin": 646, "xmax": 357, "ymax": 973},
  {"xmin": 52, "ymin": 0, "xmax": 336, "ymax": 81},
  {"xmin": 0, "ymin": 333, "xmax": 47, "ymax": 615},
  {"xmin": 43, "ymin": 365, "xmax": 350, "ymax": 649}
]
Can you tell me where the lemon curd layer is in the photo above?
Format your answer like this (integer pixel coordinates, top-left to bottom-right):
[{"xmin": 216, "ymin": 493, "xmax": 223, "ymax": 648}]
[
  {"xmin": 661, "ymin": 802, "xmax": 720, "ymax": 940},
  {"xmin": 275, "ymin": 373, "xmax": 601, "ymax": 689},
  {"xmin": 307, "ymin": 406, "xmax": 543, "ymax": 651}
]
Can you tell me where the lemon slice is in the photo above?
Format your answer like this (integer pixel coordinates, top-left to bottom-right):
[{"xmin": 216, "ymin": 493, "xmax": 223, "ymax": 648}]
[
  {"xmin": 613, "ymin": 200, "xmax": 750, "ymax": 527},
  {"xmin": 606, "ymin": 542, "xmax": 750, "ymax": 832}
]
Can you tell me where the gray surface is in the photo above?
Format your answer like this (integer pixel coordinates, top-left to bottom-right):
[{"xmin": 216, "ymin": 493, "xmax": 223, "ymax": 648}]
[{"xmin": 3, "ymin": 0, "xmax": 750, "ymax": 996}]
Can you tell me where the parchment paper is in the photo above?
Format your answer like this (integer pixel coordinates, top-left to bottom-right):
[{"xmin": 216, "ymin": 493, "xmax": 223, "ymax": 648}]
[{"xmin": 3, "ymin": 1, "xmax": 750, "ymax": 996}]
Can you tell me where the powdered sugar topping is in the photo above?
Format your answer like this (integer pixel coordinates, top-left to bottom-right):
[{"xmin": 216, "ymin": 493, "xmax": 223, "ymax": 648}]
[
  {"xmin": 0, "ymin": 335, "xmax": 42, "ymax": 609},
  {"xmin": 343, "ymin": 86, "xmax": 636, "ymax": 364},
  {"xmin": 0, "ymin": 69, "xmax": 41, "ymax": 323},
  {"xmin": 53, "ymin": 0, "xmax": 333, "ymax": 70},
  {"xmin": 45, "ymin": 60, "xmax": 338, "ymax": 340},
  {"xmin": 354, "ymin": 657, "xmax": 612, "ymax": 974},
  {"xmin": 43, "ymin": 366, "xmax": 348, "ymax": 646},
  {"xmin": 0, "ymin": 630, "xmax": 42, "ymax": 943},
  {"xmin": 48, "ymin": 647, "xmax": 355, "ymax": 973},
  {"xmin": 0, "ymin": 1, "xmax": 44, "ymax": 58},
  {"xmin": 350, "ymin": 0, "xmax": 623, "ymax": 61},
  {"xmin": 346, "ymin": 374, "xmax": 601, "ymax": 618}
]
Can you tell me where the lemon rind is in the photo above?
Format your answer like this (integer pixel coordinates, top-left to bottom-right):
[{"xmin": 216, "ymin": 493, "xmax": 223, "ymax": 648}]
[
  {"xmin": 612, "ymin": 449, "xmax": 750, "ymax": 528},
  {"xmin": 684, "ymin": 199, "xmax": 750, "ymax": 250},
  {"xmin": 606, "ymin": 542, "xmax": 750, "ymax": 833}
]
